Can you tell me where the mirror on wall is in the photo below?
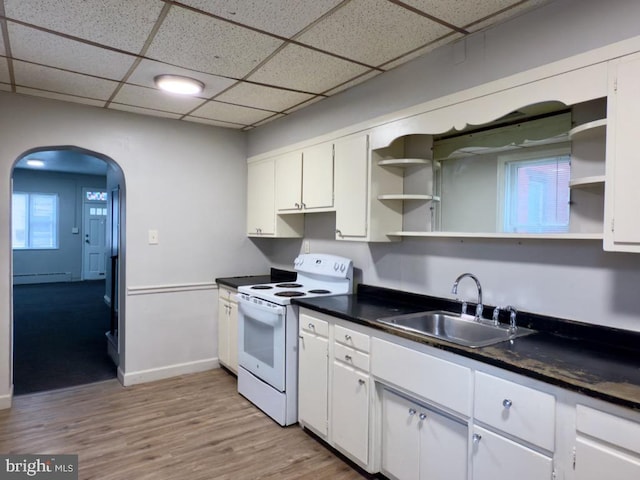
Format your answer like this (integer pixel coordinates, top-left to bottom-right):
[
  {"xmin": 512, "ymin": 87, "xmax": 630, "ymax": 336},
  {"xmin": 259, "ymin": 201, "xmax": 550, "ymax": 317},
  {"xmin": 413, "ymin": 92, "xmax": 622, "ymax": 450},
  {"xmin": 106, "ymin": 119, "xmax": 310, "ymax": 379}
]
[{"xmin": 395, "ymin": 99, "xmax": 607, "ymax": 236}]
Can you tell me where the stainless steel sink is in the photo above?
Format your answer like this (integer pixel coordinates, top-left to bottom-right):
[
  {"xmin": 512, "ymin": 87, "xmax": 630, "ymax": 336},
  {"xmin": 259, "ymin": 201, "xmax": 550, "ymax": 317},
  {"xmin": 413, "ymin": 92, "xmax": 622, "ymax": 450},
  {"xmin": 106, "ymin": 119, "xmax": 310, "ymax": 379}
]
[{"xmin": 376, "ymin": 310, "xmax": 535, "ymax": 348}]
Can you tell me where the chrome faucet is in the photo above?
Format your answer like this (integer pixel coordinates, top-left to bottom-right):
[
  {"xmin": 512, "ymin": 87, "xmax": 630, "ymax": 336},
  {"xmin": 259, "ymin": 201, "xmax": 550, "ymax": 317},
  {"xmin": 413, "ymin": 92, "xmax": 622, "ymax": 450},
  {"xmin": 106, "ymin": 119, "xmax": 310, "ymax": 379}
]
[
  {"xmin": 505, "ymin": 305, "xmax": 518, "ymax": 334},
  {"xmin": 451, "ymin": 273, "xmax": 483, "ymax": 321}
]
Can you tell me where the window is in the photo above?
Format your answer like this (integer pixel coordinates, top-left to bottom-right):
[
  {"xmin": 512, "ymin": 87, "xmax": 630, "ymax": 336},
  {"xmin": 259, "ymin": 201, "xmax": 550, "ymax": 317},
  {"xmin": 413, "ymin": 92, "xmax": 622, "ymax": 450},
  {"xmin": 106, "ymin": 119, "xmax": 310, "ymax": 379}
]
[
  {"xmin": 501, "ymin": 148, "xmax": 570, "ymax": 234},
  {"xmin": 12, "ymin": 193, "xmax": 59, "ymax": 249}
]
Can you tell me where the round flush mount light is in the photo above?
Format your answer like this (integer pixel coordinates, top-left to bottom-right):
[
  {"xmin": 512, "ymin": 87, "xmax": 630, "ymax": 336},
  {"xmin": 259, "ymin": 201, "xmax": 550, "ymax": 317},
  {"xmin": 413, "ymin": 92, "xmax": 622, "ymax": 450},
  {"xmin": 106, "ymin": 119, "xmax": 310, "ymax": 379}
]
[
  {"xmin": 26, "ymin": 159, "xmax": 45, "ymax": 167},
  {"xmin": 154, "ymin": 75, "xmax": 204, "ymax": 95}
]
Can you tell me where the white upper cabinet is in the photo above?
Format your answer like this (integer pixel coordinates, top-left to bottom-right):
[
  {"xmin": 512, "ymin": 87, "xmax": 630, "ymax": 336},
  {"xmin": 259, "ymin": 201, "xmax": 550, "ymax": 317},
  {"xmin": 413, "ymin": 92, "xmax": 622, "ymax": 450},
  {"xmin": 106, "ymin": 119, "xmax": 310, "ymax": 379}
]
[
  {"xmin": 334, "ymin": 133, "xmax": 369, "ymax": 239},
  {"xmin": 275, "ymin": 142, "xmax": 334, "ymax": 213},
  {"xmin": 604, "ymin": 52, "xmax": 640, "ymax": 252}
]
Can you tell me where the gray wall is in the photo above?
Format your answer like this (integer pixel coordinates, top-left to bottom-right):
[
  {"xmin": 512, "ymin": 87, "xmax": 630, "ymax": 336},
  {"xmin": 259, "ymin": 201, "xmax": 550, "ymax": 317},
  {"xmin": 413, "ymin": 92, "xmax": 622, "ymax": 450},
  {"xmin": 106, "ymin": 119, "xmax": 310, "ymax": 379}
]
[
  {"xmin": 246, "ymin": 0, "xmax": 640, "ymax": 332},
  {"xmin": 12, "ymin": 169, "xmax": 106, "ymax": 282}
]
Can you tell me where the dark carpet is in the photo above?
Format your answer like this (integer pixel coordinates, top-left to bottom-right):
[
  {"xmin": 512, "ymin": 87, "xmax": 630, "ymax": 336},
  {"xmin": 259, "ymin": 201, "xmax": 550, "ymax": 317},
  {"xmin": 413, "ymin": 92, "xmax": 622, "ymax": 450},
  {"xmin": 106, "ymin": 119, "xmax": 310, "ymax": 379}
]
[{"xmin": 12, "ymin": 280, "xmax": 117, "ymax": 395}]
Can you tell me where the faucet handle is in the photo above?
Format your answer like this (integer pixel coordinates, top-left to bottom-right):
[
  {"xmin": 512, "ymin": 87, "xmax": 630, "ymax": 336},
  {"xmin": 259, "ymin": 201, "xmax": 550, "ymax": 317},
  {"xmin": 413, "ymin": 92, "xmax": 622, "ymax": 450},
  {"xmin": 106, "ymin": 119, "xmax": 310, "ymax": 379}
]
[
  {"xmin": 492, "ymin": 306, "xmax": 501, "ymax": 325},
  {"xmin": 505, "ymin": 305, "xmax": 518, "ymax": 333},
  {"xmin": 461, "ymin": 301, "xmax": 468, "ymax": 316}
]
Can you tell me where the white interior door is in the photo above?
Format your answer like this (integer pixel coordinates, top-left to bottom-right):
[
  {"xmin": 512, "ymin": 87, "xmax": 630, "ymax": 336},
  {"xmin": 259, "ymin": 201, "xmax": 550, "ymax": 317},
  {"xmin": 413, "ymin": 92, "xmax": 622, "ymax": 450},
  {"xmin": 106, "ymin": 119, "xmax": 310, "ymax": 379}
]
[{"xmin": 83, "ymin": 202, "xmax": 107, "ymax": 280}]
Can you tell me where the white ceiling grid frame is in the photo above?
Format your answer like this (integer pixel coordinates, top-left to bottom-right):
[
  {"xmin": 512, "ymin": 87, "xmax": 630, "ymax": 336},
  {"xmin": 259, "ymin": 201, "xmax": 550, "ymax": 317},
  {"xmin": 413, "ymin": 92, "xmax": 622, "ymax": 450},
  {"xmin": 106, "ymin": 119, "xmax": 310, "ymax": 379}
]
[
  {"xmin": 15, "ymin": 86, "xmax": 106, "ymax": 107},
  {"xmin": 214, "ymin": 82, "xmax": 316, "ymax": 112},
  {"xmin": 3, "ymin": 0, "xmax": 164, "ymax": 52},
  {"xmin": 190, "ymin": 99, "xmax": 276, "ymax": 125},
  {"xmin": 247, "ymin": 43, "xmax": 370, "ymax": 93},
  {"xmin": 12, "ymin": 60, "xmax": 119, "ymax": 99},
  {"xmin": 179, "ymin": 0, "xmax": 345, "ymax": 38},
  {"xmin": 146, "ymin": 6, "xmax": 284, "ymax": 78},
  {"xmin": 8, "ymin": 23, "xmax": 137, "ymax": 80},
  {"xmin": 184, "ymin": 115, "xmax": 246, "ymax": 129},
  {"xmin": 296, "ymin": 0, "xmax": 452, "ymax": 67},
  {"xmin": 108, "ymin": 103, "xmax": 183, "ymax": 120}
]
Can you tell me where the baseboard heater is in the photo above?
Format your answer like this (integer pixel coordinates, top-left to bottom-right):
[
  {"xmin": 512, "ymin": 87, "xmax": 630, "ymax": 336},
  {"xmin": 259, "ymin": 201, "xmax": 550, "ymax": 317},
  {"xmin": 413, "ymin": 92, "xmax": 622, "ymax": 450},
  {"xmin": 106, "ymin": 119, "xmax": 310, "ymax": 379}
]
[{"xmin": 13, "ymin": 272, "xmax": 73, "ymax": 285}]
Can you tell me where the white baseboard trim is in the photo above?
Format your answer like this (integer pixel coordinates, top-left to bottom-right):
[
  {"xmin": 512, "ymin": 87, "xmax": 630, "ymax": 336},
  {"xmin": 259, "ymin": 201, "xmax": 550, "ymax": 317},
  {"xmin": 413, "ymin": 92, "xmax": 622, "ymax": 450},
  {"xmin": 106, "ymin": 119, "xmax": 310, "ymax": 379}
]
[
  {"xmin": 120, "ymin": 358, "xmax": 220, "ymax": 386},
  {"xmin": 0, "ymin": 386, "xmax": 14, "ymax": 410}
]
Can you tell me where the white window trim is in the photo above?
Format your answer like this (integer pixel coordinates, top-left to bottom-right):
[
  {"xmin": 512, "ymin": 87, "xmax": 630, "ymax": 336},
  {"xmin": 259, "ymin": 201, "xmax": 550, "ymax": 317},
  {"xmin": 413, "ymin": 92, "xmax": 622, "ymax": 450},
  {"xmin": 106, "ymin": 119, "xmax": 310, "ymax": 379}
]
[{"xmin": 12, "ymin": 191, "xmax": 60, "ymax": 250}]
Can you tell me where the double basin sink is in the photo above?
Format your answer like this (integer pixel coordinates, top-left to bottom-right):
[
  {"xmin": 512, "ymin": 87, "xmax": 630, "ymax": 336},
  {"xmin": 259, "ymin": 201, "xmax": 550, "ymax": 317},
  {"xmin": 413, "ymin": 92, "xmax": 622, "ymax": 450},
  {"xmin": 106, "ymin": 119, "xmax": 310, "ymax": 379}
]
[{"xmin": 376, "ymin": 310, "xmax": 534, "ymax": 348}]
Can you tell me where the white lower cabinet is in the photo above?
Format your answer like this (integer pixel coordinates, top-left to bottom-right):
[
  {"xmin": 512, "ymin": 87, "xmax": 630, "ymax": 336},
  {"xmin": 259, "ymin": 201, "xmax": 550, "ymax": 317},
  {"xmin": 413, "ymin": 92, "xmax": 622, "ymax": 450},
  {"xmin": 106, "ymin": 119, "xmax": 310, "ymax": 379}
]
[
  {"xmin": 217, "ymin": 286, "xmax": 238, "ymax": 373},
  {"xmin": 298, "ymin": 315, "xmax": 329, "ymax": 438},
  {"xmin": 573, "ymin": 405, "xmax": 640, "ymax": 479},
  {"xmin": 382, "ymin": 389, "xmax": 467, "ymax": 480},
  {"xmin": 471, "ymin": 425, "xmax": 553, "ymax": 480},
  {"xmin": 331, "ymin": 362, "xmax": 369, "ymax": 465}
]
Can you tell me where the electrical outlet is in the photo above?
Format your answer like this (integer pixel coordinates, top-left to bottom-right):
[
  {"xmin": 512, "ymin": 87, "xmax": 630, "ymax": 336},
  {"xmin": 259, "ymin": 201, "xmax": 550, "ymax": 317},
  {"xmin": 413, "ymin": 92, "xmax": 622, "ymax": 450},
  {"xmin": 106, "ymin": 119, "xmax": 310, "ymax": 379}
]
[
  {"xmin": 148, "ymin": 229, "xmax": 159, "ymax": 245},
  {"xmin": 303, "ymin": 240, "xmax": 310, "ymax": 253}
]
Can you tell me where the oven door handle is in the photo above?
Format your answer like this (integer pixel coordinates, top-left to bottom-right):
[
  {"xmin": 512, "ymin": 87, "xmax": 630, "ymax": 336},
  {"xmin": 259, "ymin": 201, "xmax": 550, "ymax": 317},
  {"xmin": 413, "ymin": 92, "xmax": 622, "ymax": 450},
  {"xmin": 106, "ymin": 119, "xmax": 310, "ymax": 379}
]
[{"xmin": 237, "ymin": 295, "xmax": 286, "ymax": 323}]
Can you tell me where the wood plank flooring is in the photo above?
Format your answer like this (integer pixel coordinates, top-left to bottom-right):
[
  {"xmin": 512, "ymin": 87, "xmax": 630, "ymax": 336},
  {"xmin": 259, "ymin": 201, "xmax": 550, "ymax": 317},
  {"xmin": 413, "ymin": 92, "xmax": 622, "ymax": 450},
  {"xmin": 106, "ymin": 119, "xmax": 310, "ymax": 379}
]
[{"xmin": 0, "ymin": 369, "xmax": 366, "ymax": 480}]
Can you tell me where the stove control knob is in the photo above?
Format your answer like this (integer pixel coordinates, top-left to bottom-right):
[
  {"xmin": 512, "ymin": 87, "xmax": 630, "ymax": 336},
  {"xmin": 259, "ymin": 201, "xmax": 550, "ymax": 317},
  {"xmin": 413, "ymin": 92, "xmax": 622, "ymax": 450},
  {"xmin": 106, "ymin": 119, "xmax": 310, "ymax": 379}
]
[
  {"xmin": 333, "ymin": 263, "xmax": 339, "ymax": 271},
  {"xmin": 339, "ymin": 263, "xmax": 346, "ymax": 272}
]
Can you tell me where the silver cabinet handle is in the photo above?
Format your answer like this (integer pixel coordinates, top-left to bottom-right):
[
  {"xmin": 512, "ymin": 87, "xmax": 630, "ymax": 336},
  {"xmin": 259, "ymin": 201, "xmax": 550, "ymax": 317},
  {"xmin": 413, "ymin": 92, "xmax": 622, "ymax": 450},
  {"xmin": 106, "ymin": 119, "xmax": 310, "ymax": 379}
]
[
  {"xmin": 344, "ymin": 334, "xmax": 352, "ymax": 341},
  {"xmin": 419, "ymin": 413, "xmax": 427, "ymax": 421},
  {"xmin": 358, "ymin": 379, "xmax": 365, "ymax": 385},
  {"xmin": 301, "ymin": 202, "xmax": 306, "ymax": 209},
  {"xmin": 336, "ymin": 229, "xmax": 343, "ymax": 237},
  {"xmin": 503, "ymin": 399, "xmax": 513, "ymax": 409},
  {"xmin": 344, "ymin": 354, "xmax": 352, "ymax": 361},
  {"xmin": 308, "ymin": 323, "xmax": 315, "ymax": 329},
  {"xmin": 295, "ymin": 203, "xmax": 300, "ymax": 209},
  {"xmin": 472, "ymin": 433, "xmax": 482, "ymax": 444},
  {"xmin": 408, "ymin": 408, "xmax": 416, "ymax": 416}
]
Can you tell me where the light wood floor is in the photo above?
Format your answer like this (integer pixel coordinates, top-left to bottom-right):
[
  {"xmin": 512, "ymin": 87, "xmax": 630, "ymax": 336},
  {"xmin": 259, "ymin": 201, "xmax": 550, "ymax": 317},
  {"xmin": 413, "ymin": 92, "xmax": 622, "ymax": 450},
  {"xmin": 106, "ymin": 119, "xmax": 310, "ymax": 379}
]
[{"xmin": 0, "ymin": 369, "xmax": 366, "ymax": 480}]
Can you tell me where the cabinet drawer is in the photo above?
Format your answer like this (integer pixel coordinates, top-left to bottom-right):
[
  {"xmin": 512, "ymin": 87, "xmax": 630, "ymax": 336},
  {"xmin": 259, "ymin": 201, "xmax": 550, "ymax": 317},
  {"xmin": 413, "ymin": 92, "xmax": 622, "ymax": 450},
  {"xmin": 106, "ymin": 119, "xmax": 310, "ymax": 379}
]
[
  {"xmin": 218, "ymin": 286, "xmax": 236, "ymax": 302},
  {"xmin": 335, "ymin": 325, "xmax": 370, "ymax": 352},
  {"xmin": 371, "ymin": 338, "xmax": 471, "ymax": 416},
  {"xmin": 334, "ymin": 343, "xmax": 370, "ymax": 372},
  {"xmin": 300, "ymin": 313, "xmax": 329, "ymax": 337},
  {"xmin": 474, "ymin": 372, "xmax": 555, "ymax": 451},
  {"xmin": 576, "ymin": 405, "xmax": 640, "ymax": 455}
]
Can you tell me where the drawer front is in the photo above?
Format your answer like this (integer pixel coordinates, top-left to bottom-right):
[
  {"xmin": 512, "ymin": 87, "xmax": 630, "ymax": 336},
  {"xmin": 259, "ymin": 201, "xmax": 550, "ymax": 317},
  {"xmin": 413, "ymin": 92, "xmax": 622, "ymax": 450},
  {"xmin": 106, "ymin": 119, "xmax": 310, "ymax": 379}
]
[
  {"xmin": 334, "ymin": 343, "xmax": 370, "ymax": 372},
  {"xmin": 576, "ymin": 405, "xmax": 640, "ymax": 455},
  {"xmin": 371, "ymin": 338, "xmax": 471, "ymax": 416},
  {"xmin": 474, "ymin": 371, "xmax": 555, "ymax": 451},
  {"xmin": 335, "ymin": 325, "xmax": 370, "ymax": 352},
  {"xmin": 218, "ymin": 286, "xmax": 236, "ymax": 302},
  {"xmin": 300, "ymin": 313, "xmax": 329, "ymax": 337}
]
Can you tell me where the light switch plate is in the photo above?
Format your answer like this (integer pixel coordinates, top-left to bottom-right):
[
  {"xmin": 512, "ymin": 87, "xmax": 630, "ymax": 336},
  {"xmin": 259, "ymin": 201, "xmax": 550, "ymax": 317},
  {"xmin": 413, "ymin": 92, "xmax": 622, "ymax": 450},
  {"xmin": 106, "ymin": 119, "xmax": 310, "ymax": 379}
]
[
  {"xmin": 148, "ymin": 229, "xmax": 159, "ymax": 245},
  {"xmin": 71, "ymin": 227, "xmax": 79, "ymax": 234}
]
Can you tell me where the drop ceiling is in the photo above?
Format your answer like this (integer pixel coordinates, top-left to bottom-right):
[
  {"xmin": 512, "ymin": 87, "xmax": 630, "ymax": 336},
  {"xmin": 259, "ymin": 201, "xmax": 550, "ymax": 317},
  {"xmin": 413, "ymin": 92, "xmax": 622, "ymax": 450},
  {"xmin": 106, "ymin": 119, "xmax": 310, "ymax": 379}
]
[{"xmin": 0, "ymin": 0, "xmax": 551, "ymax": 131}]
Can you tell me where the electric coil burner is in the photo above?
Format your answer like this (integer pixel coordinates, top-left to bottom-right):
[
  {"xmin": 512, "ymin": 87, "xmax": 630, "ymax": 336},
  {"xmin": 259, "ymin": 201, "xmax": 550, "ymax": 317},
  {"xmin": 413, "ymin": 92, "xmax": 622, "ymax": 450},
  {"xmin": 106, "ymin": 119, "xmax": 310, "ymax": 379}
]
[{"xmin": 236, "ymin": 253, "xmax": 354, "ymax": 426}]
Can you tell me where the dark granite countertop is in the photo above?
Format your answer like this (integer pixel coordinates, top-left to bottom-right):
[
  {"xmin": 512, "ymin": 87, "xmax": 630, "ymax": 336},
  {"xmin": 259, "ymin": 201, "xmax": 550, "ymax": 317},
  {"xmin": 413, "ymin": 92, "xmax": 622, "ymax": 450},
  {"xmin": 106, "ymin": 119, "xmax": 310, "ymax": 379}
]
[
  {"xmin": 293, "ymin": 284, "xmax": 640, "ymax": 412},
  {"xmin": 215, "ymin": 268, "xmax": 296, "ymax": 289}
]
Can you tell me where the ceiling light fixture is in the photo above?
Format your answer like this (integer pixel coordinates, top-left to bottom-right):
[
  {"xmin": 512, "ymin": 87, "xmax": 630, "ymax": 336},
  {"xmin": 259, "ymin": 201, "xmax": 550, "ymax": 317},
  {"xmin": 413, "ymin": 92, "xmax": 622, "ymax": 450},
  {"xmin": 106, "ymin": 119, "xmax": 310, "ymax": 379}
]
[
  {"xmin": 26, "ymin": 159, "xmax": 45, "ymax": 167},
  {"xmin": 154, "ymin": 75, "xmax": 204, "ymax": 95}
]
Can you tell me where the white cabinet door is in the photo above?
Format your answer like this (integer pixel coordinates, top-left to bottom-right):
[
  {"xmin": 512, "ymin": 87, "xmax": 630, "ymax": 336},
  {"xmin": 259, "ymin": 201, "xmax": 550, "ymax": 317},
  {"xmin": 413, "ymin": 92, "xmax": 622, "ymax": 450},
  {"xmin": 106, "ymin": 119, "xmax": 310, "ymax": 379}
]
[
  {"xmin": 217, "ymin": 296, "xmax": 230, "ymax": 369},
  {"xmin": 247, "ymin": 159, "xmax": 275, "ymax": 235},
  {"xmin": 471, "ymin": 426, "xmax": 553, "ymax": 480},
  {"xmin": 334, "ymin": 134, "xmax": 368, "ymax": 239},
  {"xmin": 331, "ymin": 362, "xmax": 369, "ymax": 465},
  {"xmin": 382, "ymin": 389, "xmax": 421, "ymax": 480},
  {"xmin": 227, "ymin": 299, "xmax": 238, "ymax": 373},
  {"xmin": 298, "ymin": 330, "xmax": 329, "ymax": 437},
  {"xmin": 302, "ymin": 142, "xmax": 334, "ymax": 210},
  {"xmin": 574, "ymin": 437, "xmax": 640, "ymax": 480},
  {"xmin": 419, "ymin": 409, "xmax": 467, "ymax": 480},
  {"xmin": 605, "ymin": 52, "xmax": 640, "ymax": 252},
  {"xmin": 275, "ymin": 151, "xmax": 303, "ymax": 212}
]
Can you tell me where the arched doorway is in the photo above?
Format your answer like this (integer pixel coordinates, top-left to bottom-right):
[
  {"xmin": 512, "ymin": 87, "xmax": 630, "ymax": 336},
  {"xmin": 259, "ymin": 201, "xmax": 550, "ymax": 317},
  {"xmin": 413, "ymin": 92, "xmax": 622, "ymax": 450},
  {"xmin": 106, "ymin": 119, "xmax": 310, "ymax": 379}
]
[{"xmin": 10, "ymin": 146, "xmax": 125, "ymax": 394}]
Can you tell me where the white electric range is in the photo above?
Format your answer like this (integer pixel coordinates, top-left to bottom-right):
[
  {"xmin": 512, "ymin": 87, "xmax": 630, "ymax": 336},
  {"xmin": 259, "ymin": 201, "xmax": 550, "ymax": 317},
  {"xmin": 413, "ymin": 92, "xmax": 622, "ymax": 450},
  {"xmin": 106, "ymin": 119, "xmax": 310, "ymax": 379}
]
[{"xmin": 236, "ymin": 253, "xmax": 354, "ymax": 426}]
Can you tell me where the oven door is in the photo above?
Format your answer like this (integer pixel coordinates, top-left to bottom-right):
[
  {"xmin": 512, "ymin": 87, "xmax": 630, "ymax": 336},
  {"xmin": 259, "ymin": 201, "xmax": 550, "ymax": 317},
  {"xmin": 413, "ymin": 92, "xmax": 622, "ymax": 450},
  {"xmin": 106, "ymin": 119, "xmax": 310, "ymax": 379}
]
[{"xmin": 237, "ymin": 295, "xmax": 287, "ymax": 392}]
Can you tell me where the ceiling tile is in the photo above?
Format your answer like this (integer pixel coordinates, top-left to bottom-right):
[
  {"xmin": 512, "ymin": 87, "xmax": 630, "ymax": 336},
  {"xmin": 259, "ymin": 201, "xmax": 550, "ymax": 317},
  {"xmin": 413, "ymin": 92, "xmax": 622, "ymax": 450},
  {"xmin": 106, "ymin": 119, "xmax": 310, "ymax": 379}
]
[
  {"xmin": 4, "ymin": 0, "xmax": 164, "ymax": 52},
  {"xmin": 127, "ymin": 59, "xmax": 237, "ymax": 97},
  {"xmin": 323, "ymin": 70, "xmax": 381, "ymax": 96},
  {"xmin": 8, "ymin": 23, "xmax": 137, "ymax": 80},
  {"xmin": 111, "ymin": 84, "xmax": 204, "ymax": 115},
  {"xmin": 296, "ymin": 0, "xmax": 451, "ymax": 67},
  {"xmin": 179, "ymin": 0, "xmax": 343, "ymax": 38},
  {"xmin": 0, "ymin": 58, "xmax": 10, "ymax": 83},
  {"xmin": 0, "ymin": 32, "xmax": 5, "ymax": 55},
  {"xmin": 146, "ymin": 6, "xmax": 283, "ymax": 78},
  {"xmin": 381, "ymin": 33, "xmax": 464, "ymax": 70},
  {"xmin": 107, "ymin": 103, "xmax": 182, "ymax": 120},
  {"xmin": 13, "ymin": 60, "xmax": 119, "ymax": 100},
  {"xmin": 0, "ymin": 83, "xmax": 12, "ymax": 92},
  {"xmin": 15, "ymin": 86, "xmax": 106, "ymax": 107},
  {"xmin": 247, "ymin": 44, "xmax": 369, "ymax": 94},
  {"xmin": 190, "ymin": 100, "xmax": 274, "ymax": 125},
  {"xmin": 215, "ymin": 82, "xmax": 315, "ymax": 112},
  {"xmin": 463, "ymin": 0, "xmax": 552, "ymax": 32},
  {"xmin": 184, "ymin": 116, "xmax": 245, "ymax": 129}
]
